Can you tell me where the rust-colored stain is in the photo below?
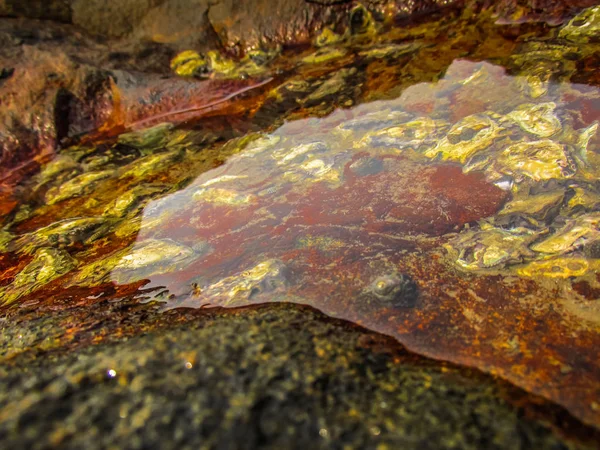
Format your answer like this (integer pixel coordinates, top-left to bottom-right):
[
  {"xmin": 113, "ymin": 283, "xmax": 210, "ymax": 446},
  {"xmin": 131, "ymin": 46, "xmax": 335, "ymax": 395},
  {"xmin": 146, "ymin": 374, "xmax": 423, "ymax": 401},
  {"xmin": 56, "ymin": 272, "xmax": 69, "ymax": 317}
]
[{"xmin": 84, "ymin": 76, "xmax": 276, "ymax": 142}]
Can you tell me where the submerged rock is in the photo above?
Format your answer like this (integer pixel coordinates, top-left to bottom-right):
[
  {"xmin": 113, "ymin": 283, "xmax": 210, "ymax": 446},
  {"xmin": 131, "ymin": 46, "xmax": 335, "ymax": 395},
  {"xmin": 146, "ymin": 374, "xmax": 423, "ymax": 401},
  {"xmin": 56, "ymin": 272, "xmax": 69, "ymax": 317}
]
[
  {"xmin": 366, "ymin": 272, "xmax": 418, "ymax": 308},
  {"xmin": 45, "ymin": 171, "xmax": 114, "ymax": 205},
  {"xmin": 517, "ymin": 256, "xmax": 600, "ymax": 278},
  {"xmin": 424, "ymin": 114, "xmax": 499, "ymax": 163},
  {"xmin": 495, "ymin": 140, "xmax": 573, "ymax": 182},
  {"xmin": 506, "ymin": 102, "xmax": 562, "ymax": 138},
  {"xmin": 444, "ymin": 227, "xmax": 537, "ymax": 270},
  {"xmin": 112, "ymin": 238, "xmax": 202, "ymax": 284},
  {"xmin": 195, "ymin": 259, "xmax": 290, "ymax": 307},
  {"xmin": 530, "ymin": 213, "xmax": 600, "ymax": 255},
  {"xmin": 0, "ymin": 247, "xmax": 76, "ymax": 305}
]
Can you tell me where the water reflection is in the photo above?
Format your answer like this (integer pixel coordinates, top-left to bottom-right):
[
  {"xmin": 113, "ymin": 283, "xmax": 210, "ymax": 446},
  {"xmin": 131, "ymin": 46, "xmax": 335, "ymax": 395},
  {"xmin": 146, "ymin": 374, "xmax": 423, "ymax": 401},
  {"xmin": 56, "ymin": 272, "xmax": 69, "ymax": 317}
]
[{"xmin": 107, "ymin": 58, "xmax": 600, "ymax": 425}]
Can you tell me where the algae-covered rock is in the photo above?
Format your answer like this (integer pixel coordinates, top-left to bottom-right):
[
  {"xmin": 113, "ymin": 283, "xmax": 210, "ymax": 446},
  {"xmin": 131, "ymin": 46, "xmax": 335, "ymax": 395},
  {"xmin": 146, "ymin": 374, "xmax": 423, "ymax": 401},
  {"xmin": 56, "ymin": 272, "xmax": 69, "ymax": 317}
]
[
  {"xmin": 559, "ymin": 6, "xmax": 600, "ymax": 43},
  {"xmin": 530, "ymin": 213, "xmax": 600, "ymax": 254},
  {"xmin": 0, "ymin": 304, "xmax": 594, "ymax": 449},
  {"xmin": 498, "ymin": 188, "xmax": 564, "ymax": 221},
  {"xmin": 197, "ymin": 259, "xmax": 289, "ymax": 307},
  {"xmin": 0, "ymin": 230, "xmax": 13, "ymax": 253},
  {"xmin": 301, "ymin": 47, "xmax": 348, "ymax": 65},
  {"xmin": 517, "ymin": 256, "xmax": 600, "ymax": 278},
  {"xmin": 314, "ymin": 27, "xmax": 344, "ymax": 47},
  {"xmin": 445, "ymin": 227, "xmax": 537, "ymax": 270},
  {"xmin": 0, "ymin": 247, "xmax": 75, "ymax": 305},
  {"xmin": 170, "ymin": 50, "xmax": 236, "ymax": 78},
  {"xmin": 16, "ymin": 217, "xmax": 108, "ymax": 255},
  {"xmin": 117, "ymin": 123, "xmax": 174, "ymax": 150},
  {"xmin": 103, "ymin": 184, "xmax": 169, "ymax": 218},
  {"xmin": 495, "ymin": 140, "xmax": 573, "ymax": 182},
  {"xmin": 112, "ymin": 238, "xmax": 201, "ymax": 284},
  {"xmin": 424, "ymin": 114, "xmax": 500, "ymax": 163},
  {"xmin": 45, "ymin": 171, "xmax": 114, "ymax": 205},
  {"xmin": 120, "ymin": 151, "xmax": 180, "ymax": 179},
  {"xmin": 192, "ymin": 187, "xmax": 255, "ymax": 206},
  {"xmin": 506, "ymin": 102, "xmax": 562, "ymax": 138}
]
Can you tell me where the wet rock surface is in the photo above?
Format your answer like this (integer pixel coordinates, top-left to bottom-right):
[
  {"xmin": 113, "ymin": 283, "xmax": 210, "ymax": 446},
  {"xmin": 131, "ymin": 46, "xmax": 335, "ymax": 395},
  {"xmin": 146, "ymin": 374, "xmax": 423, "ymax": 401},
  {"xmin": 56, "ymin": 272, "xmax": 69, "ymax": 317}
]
[
  {"xmin": 0, "ymin": 302, "xmax": 597, "ymax": 450},
  {"xmin": 2, "ymin": 0, "xmax": 600, "ymax": 447},
  {"xmin": 0, "ymin": 0, "xmax": 596, "ymax": 185},
  {"xmin": 3, "ymin": 1, "xmax": 460, "ymax": 46},
  {"xmin": 3, "ymin": 1, "xmax": 599, "ymax": 46}
]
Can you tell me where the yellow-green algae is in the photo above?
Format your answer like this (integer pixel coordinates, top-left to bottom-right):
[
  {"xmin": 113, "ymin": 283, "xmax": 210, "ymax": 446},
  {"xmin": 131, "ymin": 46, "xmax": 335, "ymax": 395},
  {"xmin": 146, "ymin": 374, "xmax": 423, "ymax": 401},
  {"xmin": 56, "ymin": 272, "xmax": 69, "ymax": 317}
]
[
  {"xmin": 559, "ymin": 6, "xmax": 600, "ymax": 43},
  {"xmin": 1, "ymin": 248, "xmax": 75, "ymax": 305}
]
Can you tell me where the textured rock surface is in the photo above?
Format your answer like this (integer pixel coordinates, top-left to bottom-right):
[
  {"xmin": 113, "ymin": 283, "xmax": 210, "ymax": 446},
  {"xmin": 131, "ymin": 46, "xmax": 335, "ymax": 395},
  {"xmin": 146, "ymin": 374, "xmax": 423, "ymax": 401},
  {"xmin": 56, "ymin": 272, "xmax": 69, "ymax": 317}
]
[
  {"xmin": 4, "ymin": 1, "xmax": 461, "ymax": 46},
  {"xmin": 0, "ymin": 0, "xmax": 595, "ymax": 180},
  {"xmin": 0, "ymin": 17, "xmax": 273, "ymax": 208},
  {"xmin": 0, "ymin": 303, "xmax": 596, "ymax": 449},
  {"xmin": 2, "ymin": 1, "xmax": 600, "ymax": 447},
  {"xmin": 0, "ymin": 0, "xmax": 72, "ymax": 22},
  {"xmin": 3, "ymin": 1, "xmax": 598, "ymax": 49}
]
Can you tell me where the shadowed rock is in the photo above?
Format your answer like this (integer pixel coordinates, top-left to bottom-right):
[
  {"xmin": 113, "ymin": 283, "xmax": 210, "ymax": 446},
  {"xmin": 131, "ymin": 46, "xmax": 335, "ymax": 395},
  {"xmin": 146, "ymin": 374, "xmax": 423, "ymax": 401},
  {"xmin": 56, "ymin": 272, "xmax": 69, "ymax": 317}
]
[{"xmin": 0, "ymin": 302, "xmax": 597, "ymax": 449}]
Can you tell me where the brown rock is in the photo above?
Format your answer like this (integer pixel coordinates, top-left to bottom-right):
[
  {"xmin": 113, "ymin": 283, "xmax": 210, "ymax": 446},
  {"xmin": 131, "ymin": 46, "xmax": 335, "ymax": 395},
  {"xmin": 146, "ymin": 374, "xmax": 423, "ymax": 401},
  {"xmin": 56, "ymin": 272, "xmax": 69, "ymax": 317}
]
[
  {"xmin": 71, "ymin": 0, "xmax": 163, "ymax": 39},
  {"xmin": 0, "ymin": 46, "xmax": 112, "ymax": 174},
  {"xmin": 491, "ymin": 0, "xmax": 599, "ymax": 24},
  {"xmin": 0, "ymin": 0, "xmax": 71, "ymax": 22}
]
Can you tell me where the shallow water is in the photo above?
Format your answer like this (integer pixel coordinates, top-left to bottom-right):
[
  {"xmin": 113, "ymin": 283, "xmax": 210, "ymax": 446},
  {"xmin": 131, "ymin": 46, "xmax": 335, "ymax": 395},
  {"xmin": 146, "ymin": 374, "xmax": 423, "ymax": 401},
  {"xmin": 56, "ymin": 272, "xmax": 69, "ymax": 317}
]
[{"xmin": 1, "ymin": 6, "xmax": 600, "ymax": 429}]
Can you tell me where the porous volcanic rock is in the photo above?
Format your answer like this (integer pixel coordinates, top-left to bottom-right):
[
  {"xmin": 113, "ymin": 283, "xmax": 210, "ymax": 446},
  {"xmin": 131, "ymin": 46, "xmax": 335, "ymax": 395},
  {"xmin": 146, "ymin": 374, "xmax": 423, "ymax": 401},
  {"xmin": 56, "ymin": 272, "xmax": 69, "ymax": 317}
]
[{"xmin": 0, "ymin": 302, "xmax": 596, "ymax": 449}]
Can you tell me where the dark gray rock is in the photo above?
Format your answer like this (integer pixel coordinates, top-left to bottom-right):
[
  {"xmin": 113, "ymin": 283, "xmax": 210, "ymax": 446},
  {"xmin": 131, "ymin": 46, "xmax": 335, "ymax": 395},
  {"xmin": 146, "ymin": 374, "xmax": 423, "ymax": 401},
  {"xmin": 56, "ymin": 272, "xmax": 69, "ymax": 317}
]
[{"xmin": 0, "ymin": 303, "xmax": 595, "ymax": 450}]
